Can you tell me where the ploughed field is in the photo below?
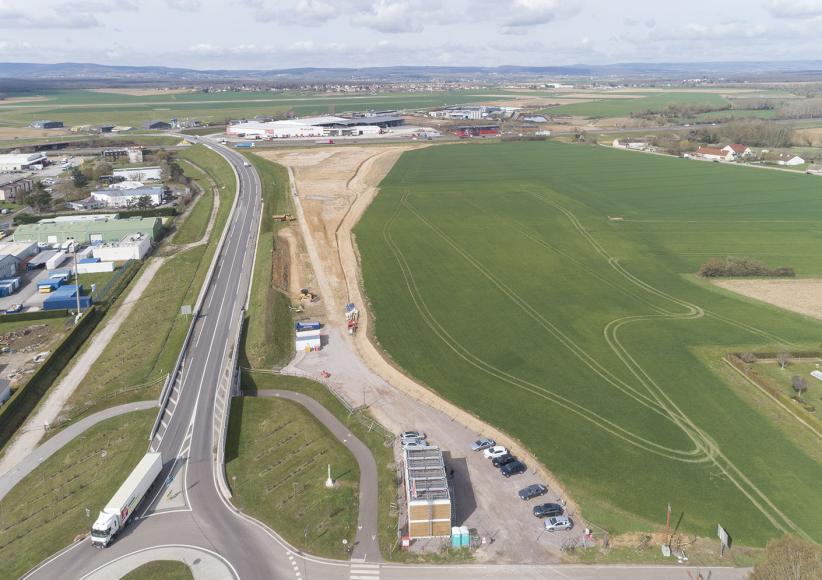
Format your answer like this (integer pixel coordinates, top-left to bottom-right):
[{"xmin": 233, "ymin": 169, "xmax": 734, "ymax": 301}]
[{"xmin": 354, "ymin": 141, "xmax": 822, "ymax": 546}]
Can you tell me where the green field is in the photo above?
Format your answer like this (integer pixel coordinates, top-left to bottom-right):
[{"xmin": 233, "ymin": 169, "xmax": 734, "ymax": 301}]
[
  {"xmin": 547, "ymin": 92, "xmax": 730, "ymax": 118},
  {"xmin": 0, "ymin": 89, "xmax": 503, "ymax": 127},
  {"xmin": 354, "ymin": 141, "xmax": 822, "ymax": 547},
  {"xmin": 695, "ymin": 108, "xmax": 778, "ymax": 121},
  {"xmin": 226, "ymin": 395, "xmax": 359, "ymax": 559}
]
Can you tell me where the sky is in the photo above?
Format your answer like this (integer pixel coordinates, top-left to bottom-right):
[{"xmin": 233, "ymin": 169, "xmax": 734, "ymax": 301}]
[{"xmin": 0, "ymin": 0, "xmax": 822, "ymax": 69}]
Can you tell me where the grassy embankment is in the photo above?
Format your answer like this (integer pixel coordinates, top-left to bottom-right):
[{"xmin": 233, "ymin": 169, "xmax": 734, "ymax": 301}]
[
  {"xmin": 0, "ymin": 410, "xmax": 155, "ymax": 578},
  {"xmin": 225, "ymin": 395, "xmax": 359, "ymax": 559},
  {"xmin": 122, "ymin": 560, "xmax": 193, "ymax": 579},
  {"xmin": 354, "ymin": 140, "xmax": 822, "ymax": 547},
  {"xmin": 172, "ymin": 160, "xmax": 214, "ymax": 246}
]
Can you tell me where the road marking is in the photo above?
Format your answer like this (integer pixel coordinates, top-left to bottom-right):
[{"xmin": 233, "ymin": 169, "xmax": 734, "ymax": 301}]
[{"xmin": 350, "ymin": 562, "xmax": 380, "ymax": 580}]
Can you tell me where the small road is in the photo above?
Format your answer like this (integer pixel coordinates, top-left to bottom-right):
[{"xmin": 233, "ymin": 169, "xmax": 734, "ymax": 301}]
[
  {"xmin": 253, "ymin": 389, "xmax": 381, "ymax": 562},
  {"xmin": 0, "ymin": 401, "xmax": 156, "ymax": 501}
]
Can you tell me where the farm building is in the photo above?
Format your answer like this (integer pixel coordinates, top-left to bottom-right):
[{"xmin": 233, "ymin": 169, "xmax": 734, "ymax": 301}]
[
  {"xmin": 404, "ymin": 446, "xmax": 452, "ymax": 539},
  {"xmin": 30, "ymin": 120, "xmax": 63, "ymax": 129},
  {"xmin": 0, "ymin": 152, "xmax": 48, "ymax": 172},
  {"xmin": 722, "ymin": 144, "xmax": 752, "ymax": 158},
  {"xmin": 93, "ymin": 233, "xmax": 152, "ymax": 261},
  {"xmin": 90, "ymin": 185, "xmax": 164, "ymax": 208},
  {"xmin": 295, "ymin": 329, "xmax": 322, "ymax": 352},
  {"xmin": 14, "ymin": 215, "xmax": 162, "ymax": 244},
  {"xmin": 112, "ymin": 166, "xmax": 162, "ymax": 181},
  {"xmin": 453, "ymin": 125, "xmax": 500, "ymax": 138},
  {"xmin": 695, "ymin": 146, "xmax": 733, "ymax": 162}
]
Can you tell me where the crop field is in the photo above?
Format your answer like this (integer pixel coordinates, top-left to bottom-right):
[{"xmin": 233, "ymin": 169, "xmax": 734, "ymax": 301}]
[
  {"xmin": 547, "ymin": 92, "xmax": 730, "ymax": 118},
  {"xmin": 0, "ymin": 89, "xmax": 502, "ymax": 127},
  {"xmin": 354, "ymin": 141, "xmax": 822, "ymax": 546}
]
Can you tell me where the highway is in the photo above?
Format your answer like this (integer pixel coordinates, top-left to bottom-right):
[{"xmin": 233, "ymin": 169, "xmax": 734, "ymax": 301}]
[{"xmin": 20, "ymin": 138, "xmax": 749, "ymax": 580}]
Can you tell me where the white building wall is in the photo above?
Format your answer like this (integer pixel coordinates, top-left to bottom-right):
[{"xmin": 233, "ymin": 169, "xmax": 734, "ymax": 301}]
[
  {"xmin": 93, "ymin": 235, "xmax": 151, "ymax": 261},
  {"xmin": 77, "ymin": 261, "xmax": 115, "ymax": 274},
  {"xmin": 112, "ymin": 167, "xmax": 162, "ymax": 181}
]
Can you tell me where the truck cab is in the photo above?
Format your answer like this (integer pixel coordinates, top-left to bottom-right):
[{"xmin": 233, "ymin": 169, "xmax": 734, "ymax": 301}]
[{"xmin": 90, "ymin": 512, "xmax": 120, "ymax": 547}]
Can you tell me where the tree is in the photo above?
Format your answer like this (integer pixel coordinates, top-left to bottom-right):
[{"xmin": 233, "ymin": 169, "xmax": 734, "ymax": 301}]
[
  {"xmin": 791, "ymin": 375, "xmax": 808, "ymax": 398},
  {"xmin": 162, "ymin": 161, "xmax": 185, "ymax": 183},
  {"xmin": 136, "ymin": 195, "xmax": 153, "ymax": 209},
  {"xmin": 777, "ymin": 353, "xmax": 790, "ymax": 370},
  {"xmin": 750, "ymin": 534, "xmax": 822, "ymax": 580},
  {"xmin": 71, "ymin": 167, "xmax": 88, "ymax": 188},
  {"xmin": 92, "ymin": 162, "xmax": 112, "ymax": 181},
  {"xmin": 23, "ymin": 190, "xmax": 52, "ymax": 214}
]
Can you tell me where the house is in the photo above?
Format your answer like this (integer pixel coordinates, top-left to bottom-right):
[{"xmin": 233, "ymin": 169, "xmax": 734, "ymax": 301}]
[
  {"xmin": 777, "ymin": 154, "xmax": 805, "ymax": 166},
  {"xmin": 722, "ymin": 144, "xmax": 752, "ymax": 158},
  {"xmin": 141, "ymin": 120, "xmax": 172, "ymax": 130},
  {"xmin": 613, "ymin": 138, "xmax": 650, "ymax": 150},
  {"xmin": 695, "ymin": 146, "xmax": 733, "ymax": 162}
]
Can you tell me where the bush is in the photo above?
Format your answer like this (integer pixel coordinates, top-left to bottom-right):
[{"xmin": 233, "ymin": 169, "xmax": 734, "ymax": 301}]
[
  {"xmin": 750, "ymin": 534, "xmax": 822, "ymax": 580},
  {"xmin": 698, "ymin": 257, "xmax": 795, "ymax": 278},
  {"xmin": 1, "ymin": 309, "xmax": 69, "ymax": 322}
]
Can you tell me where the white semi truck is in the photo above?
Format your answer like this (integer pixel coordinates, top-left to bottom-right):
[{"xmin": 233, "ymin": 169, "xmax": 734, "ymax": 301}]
[{"xmin": 90, "ymin": 452, "xmax": 162, "ymax": 547}]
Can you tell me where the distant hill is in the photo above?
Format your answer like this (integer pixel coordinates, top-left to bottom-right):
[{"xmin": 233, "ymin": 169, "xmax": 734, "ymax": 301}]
[{"xmin": 2, "ymin": 60, "xmax": 822, "ymax": 84}]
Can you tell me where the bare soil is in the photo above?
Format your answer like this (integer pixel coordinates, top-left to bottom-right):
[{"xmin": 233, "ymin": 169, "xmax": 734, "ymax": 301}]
[
  {"xmin": 713, "ymin": 279, "xmax": 822, "ymax": 320},
  {"xmin": 0, "ymin": 323, "xmax": 64, "ymax": 385},
  {"xmin": 0, "ymin": 127, "xmax": 70, "ymax": 140}
]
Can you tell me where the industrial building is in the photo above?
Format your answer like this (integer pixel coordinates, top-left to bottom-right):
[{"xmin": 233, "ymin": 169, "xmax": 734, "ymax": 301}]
[
  {"xmin": 93, "ymin": 233, "xmax": 152, "ymax": 261},
  {"xmin": 112, "ymin": 166, "xmax": 162, "ymax": 181},
  {"xmin": 90, "ymin": 185, "xmax": 164, "ymax": 208},
  {"xmin": 227, "ymin": 114, "xmax": 404, "ymax": 139},
  {"xmin": 14, "ymin": 215, "xmax": 163, "ymax": 244},
  {"xmin": 102, "ymin": 147, "xmax": 144, "ymax": 163},
  {"xmin": 0, "ymin": 152, "xmax": 48, "ymax": 172},
  {"xmin": 0, "ymin": 241, "xmax": 39, "ymax": 275},
  {"xmin": 141, "ymin": 120, "xmax": 172, "ymax": 130},
  {"xmin": 0, "ymin": 175, "xmax": 33, "ymax": 202},
  {"xmin": 30, "ymin": 120, "xmax": 63, "ymax": 129},
  {"xmin": 403, "ymin": 446, "xmax": 452, "ymax": 539}
]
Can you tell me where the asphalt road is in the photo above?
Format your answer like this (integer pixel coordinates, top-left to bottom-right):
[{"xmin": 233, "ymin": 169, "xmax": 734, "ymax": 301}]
[{"xmin": 19, "ymin": 138, "xmax": 750, "ymax": 580}]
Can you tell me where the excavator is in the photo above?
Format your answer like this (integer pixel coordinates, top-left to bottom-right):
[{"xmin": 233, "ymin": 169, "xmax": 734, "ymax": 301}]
[{"xmin": 272, "ymin": 214, "xmax": 296, "ymax": 222}]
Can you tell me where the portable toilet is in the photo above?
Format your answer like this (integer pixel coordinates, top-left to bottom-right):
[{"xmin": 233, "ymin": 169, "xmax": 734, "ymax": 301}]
[
  {"xmin": 460, "ymin": 525, "xmax": 470, "ymax": 547},
  {"xmin": 451, "ymin": 527, "xmax": 461, "ymax": 548}
]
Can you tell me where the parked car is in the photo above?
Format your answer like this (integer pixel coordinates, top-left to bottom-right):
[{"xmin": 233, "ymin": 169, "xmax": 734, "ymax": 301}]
[
  {"xmin": 532, "ymin": 503, "xmax": 564, "ymax": 518},
  {"xmin": 471, "ymin": 438, "xmax": 495, "ymax": 451},
  {"xmin": 402, "ymin": 440, "xmax": 428, "ymax": 450},
  {"xmin": 400, "ymin": 436, "xmax": 424, "ymax": 447},
  {"xmin": 483, "ymin": 445, "xmax": 508, "ymax": 459},
  {"xmin": 544, "ymin": 515, "xmax": 573, "ymax": 532},
  {"xmin": 491, "ymin": 454, "xmax": 517, "ymax": 468},
  {"xmin": 401, "ymin": 431, "xmax": 426, "ymax": 440},
  {"xmin": 500, "ymin": 460, "xmax": 526, "ymax": 477},
  {"xmin": 4, "ymin": 304, "xmax": 22, "ymax": 314},
  {"xmin": 518, "ymin": 484, "xmax": 548, "ymax": 501}
]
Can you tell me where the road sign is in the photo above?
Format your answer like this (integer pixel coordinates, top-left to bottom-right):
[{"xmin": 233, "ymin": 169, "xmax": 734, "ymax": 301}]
[
  {"xmin": 180, "ymin": 305, "xmax": 192, "ymax": 316},
  {"xmin": 717, "ymin": 524, "xmax": 730, "ymax": 556}
]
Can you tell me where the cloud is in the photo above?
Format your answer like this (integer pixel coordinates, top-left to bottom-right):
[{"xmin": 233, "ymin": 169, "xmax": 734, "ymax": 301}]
[
  {"xmin": 0, "ymin": 4, "xmax": 99, "ymax": 28},
  {"xmin": 168, "ymin": 0, "xmax": 202, "ymax": 9},
  {"xmin": 245, "ymin": 0, "xmax": 340, "ymax": 26},
  {"xmin": 353, "ymin": 0, "xmax": 438, "ymax": 33},
  {"xmin": 765, "ymin": 0, "xmax": 822, "ymax": 18},
  {"xmin": 488, "ymin": 0, "xmax": 580, "ymax": 30}
]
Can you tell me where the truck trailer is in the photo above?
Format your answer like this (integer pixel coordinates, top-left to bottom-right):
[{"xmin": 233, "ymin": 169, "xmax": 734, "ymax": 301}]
[{"xmin": 91, "ymin": 452, "xmax": 162, "ymax": 547}]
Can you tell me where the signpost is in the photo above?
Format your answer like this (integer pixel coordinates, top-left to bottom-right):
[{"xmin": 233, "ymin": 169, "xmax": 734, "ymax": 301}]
[{"xmin": 717, "ymin": 524, "xmax": 730, "ymax": 557}]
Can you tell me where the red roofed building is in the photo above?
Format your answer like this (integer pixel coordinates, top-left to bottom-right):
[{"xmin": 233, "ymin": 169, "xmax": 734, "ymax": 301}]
[{"xmin": 695, "ymin": 146, "xmax": 733, "ymax": 161}]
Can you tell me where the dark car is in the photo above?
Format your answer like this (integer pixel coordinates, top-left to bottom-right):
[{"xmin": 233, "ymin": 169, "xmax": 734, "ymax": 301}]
[
  {"xmin": 532, "ymin": 503, "xmax": 564, "ymax": 518},
  {"xmin": 518, "ymin": 484, "xmax": 548, "ymax": 501},
  {"xmin": 500, "ymin": 460, "xmax": 526, "ymax": 477},
  {"xmin": 491, "ymin": 454, "xmax": 516, "ymax": 467}
]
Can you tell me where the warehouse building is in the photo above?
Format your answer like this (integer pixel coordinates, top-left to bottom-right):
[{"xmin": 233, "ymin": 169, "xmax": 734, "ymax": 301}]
[
  {"xmin": 14, "ymin": 215, "xmax": 163, "ymax": 244},
  {"xmin": 227, "ymin": 114, "xmax": 404, "ymax": 139},
  {"xmin": 0, "ymin": 241, "xmax": 39, "ymax": 275},
  {"xmin": 0, "ymin": 152, "xmax": 48, "ymax": 172},
  {"xmin": 91, "ymin": 185, "xmax": 164, "ymax": 208},
  {"xmin": 141, "ymin": 120, "xmax": 171, "ymax": 130},
  {"xmin": 404, "ymin": 446, "xmax": 452, "ymax": 539},
  {"xmin": 102, "ymin": 147, "xmax": 144, "ymax": 163},
  {"xmin": 0, "ymin": 175, "xmax": 33, "ymax": 201},
  {"xmin": 93, "ymin": 233, "xmax": 152, "ymax": 261},
  {"xmin": 30, "ymin": 120, "xmax": 63, "ymax": 129},
  {"xmin": 113, "ymin": 166, "xmax": 162, "ymax": 181}
]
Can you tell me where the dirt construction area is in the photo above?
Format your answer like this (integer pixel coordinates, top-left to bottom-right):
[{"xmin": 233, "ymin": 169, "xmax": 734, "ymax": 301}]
[
  {"xmin": 713, "ymin": 278, "xmax": 822, "ymax": 320},
  {"xmin": 259, "ymin": 145, "xmax": 588, "ymax": 563},
  {"xmin": 0, "ymin": 320, "xmax": 68, "ymax": 387}
]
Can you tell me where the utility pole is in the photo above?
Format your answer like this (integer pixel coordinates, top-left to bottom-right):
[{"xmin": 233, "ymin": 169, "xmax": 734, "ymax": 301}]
[{"xmin": 72, "ymin": 240, "xmax": 81, "ymax": 324}]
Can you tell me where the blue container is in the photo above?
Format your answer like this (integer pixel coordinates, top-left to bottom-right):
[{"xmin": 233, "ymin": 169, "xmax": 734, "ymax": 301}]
[
  {"xmin": 295, "ymin": 321, "xmax": 321, "ymax": 331},
  {"xmin": 79, "ymin": 257, "xmax": 100, "ymax": 264}
]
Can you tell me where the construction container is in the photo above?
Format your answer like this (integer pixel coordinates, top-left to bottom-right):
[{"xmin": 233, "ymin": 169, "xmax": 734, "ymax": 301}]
[
  {"xmin": 79, "ymin": 257, "xmax": 100, "ymax": 264},
  {"xmin": 0, "ymin": 277, "xmax": 20, "ymax": 297},
  {"xmin": 38, "ymin": 277, "xmax": 64, "ymax": 293},
  {"xmin": 43, "ymin": 284, "xmax": 92, "ymax": 310},
  {"xmin": 49, "ymin": 269, "xmax": 72, "ymax": 282},
  {"xmin": 295, "ymin": 321, "xmax": 321, "ymax": 331}
]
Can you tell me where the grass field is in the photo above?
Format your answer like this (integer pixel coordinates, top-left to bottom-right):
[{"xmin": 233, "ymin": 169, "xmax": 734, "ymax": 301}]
[
  {"xmin": 0, "ymin": 89, "xmax": 503, "ymax": 127},
  {"xmin": 547, "ymin": 92, "xmax": 730, "ymax": 118},
  {"xmin": 241, "ymin": 152, "xmax": 293, "ymax": 369},
  {"xmin": 0, "ymin": 409, "xmax": 155, "ymax": 578},
  {"xmin": 121, "ymin": 561, "xmax": 193, "ymax": 580},
  {"xmin": 752, "ymin": 359, "xmax": 822, "ymax": 415},
  {"xmin": 354, "ymin": 140, "xmax": 822, "ymax": 547},
  {"xmin": 226, "ymin": 395, "xmax": 359, "ymax": 559},
  {"xmin": 172, "ymin": 161, "xmax": 214, "ymax": 245}
]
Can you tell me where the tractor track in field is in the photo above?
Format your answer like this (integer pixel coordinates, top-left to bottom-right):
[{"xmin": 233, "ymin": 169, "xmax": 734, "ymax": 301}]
[{"xmin": 382, "ymin": 186, "xmax": 811, "ymax": 541}]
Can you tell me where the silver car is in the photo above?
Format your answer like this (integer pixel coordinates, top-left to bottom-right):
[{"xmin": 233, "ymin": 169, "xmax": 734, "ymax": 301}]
[
  {"xmin": 544, "ymin": 515, "xmax": 573, "ymax": 532},
  {"xmin": 471, "ymin": 438, "xmax": 495, "ymax": 451}
]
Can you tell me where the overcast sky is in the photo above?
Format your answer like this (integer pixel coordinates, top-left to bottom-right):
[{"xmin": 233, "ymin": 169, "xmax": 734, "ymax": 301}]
[{"xmin": 1, "ymin": 0, "xmax": 821, "ymax": 69}]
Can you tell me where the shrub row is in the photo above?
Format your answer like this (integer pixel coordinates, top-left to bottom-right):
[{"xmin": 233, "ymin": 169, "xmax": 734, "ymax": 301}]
[
  {"xmin": 13, "ymin": 206, "xmax": 177, "ymax": 226},
  {"xmin": 1, "ymin": 309, "xmax": 69, "ymax": 322},
  {"xmin": 698, "ymin": 256, "xmax": 795, "ymax": 278}
]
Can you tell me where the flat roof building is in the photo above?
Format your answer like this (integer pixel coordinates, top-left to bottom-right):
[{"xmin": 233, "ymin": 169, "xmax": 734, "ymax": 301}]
[
  {"xmin": 0, "ymin": 152, "xmax": 48, "ymax": 172},
  {"xmin": 112, "ymin": 166, "xmax": 162, "ymax": 181},
  {"xmin": 14, "ymin": 216, "xmax": 163, "ymax": 245},
  {"xmin": 404, "ymin": 446, "xmax": 452, "ymax": 539},
  {"xmin": 91, "ymin": 186, "xmax": 164, "ymax": 208}
]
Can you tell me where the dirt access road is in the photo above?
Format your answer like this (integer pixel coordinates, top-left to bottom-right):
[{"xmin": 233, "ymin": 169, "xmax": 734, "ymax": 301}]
[{"xmin": 259, "ymin": 145, "xmax": 586, "ymax": 564}]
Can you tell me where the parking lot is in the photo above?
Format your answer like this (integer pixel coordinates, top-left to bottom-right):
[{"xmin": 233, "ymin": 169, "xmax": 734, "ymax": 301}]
[{"xmin": 0, "ymin": 255, "xmax": 82, "ymax": 313}]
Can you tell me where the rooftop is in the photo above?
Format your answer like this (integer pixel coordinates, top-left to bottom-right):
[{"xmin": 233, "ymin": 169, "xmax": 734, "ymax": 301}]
[{"xmin": 404, "ymin": 446, "xmax": 450, "ymax": 502}]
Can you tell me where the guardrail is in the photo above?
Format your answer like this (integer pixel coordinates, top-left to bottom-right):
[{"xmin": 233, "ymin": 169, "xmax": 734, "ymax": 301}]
[
  {"xmin": 148, "ymin": 141, "xmax": 243, "ymax": 445},
  {"xmin": 213, "ymin": 308, "xmax": 245, "ymax": 499}
]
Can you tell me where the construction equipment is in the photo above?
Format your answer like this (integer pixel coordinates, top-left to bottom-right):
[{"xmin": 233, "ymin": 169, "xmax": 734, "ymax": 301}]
[
  {"xmin": 298, "ymin": 288, "xmax": 318, "ymax": 303},
  {"xmin": 272, "ymin": 214, "xmax": 296, "ymax": 222},
  {"xmin": 345, "ymin": 303, "xmax": 359, "ymax": 335}
]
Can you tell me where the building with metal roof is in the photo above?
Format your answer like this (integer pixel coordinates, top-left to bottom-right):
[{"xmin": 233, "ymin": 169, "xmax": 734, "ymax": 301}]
[
  {"xmin": 30, "ymin": 120, "xmax": 63, "ymax": 129},
  {"xmin": 0, "ymin": 152, "xmax": 48, "ymax": 172},
  {"xmin": 14, "ymin": 216, "xmax": 163, "ymax": 244},
  {"xmin": 403, "ymin": 446, "xmax": 452, "ymax": 538},
  {"xmin": 91, "ymin": 186, "xmax": 164, "ymax": 208}
]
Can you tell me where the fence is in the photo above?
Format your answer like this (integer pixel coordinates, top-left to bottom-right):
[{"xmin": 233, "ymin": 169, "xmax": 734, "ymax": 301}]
[{"xmin": 94, "ymin": 259, "xmax": 139, "ymax": 304}]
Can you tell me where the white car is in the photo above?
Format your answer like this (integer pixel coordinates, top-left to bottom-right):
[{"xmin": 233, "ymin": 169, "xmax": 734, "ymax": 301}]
[
  {"xmin": 483, "ymin": 445, "xmax": 508, "ymax": 459},
  {"xmin": 402, "ymin": 440, "xmax": 428, "ymax": 450},
  {"xmin": 544, "ymin": 516, "xmax": 573, "ymax": 532},
  {"xmin": 400, "ymin": 430, "xmax": 425, "ymax": 440}
]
